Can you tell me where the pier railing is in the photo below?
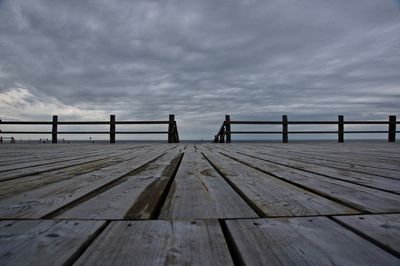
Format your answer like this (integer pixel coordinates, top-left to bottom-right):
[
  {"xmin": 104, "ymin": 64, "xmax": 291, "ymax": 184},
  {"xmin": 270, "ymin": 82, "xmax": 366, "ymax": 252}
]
[
  {"xmin": 214, "ymin": 115, "xmax": 398, "ymax": 143},
  {"xmin": 0, "ymin": 114, "xmax": 179, "ymax": 143}
]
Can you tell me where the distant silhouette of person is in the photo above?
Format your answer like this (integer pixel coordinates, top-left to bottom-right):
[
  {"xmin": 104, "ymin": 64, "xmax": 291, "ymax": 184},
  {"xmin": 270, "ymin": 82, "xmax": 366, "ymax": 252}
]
[
  {"xmin": 11, "ymin": 137, "xmax": 15, "ymax": 144},
  {"xmin": 0, "ymin": 137, "xmax": 2, "ymax": 144}
]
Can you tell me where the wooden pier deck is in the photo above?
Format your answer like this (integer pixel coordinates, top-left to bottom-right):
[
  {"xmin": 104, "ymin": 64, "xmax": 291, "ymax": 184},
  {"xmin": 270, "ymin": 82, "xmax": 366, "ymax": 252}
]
[{"xmin": 0, "ymin": 142, "xmax": 399, "ymax": 265}]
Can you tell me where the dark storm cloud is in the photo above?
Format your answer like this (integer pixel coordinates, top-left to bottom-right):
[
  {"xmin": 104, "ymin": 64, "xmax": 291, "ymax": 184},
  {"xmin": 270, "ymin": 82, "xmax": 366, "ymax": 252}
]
[{"xmin": 0, "ymin": 0, "xmax": 399, "ymax": 139}]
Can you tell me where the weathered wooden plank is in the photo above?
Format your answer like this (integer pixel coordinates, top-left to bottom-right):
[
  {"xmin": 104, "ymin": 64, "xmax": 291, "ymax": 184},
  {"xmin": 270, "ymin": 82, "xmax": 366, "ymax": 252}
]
[
  {"xmin": 202, "ymin": 149, "xmax": 357, "ymax": 217},
  {"xmin": 0, "ymin": 219, "xmax": 105, "ymax": 266},
  {"xmin": 0, "ymin": 144, "xmax": 154, "ymax": 167},
  {"xmin": 0, "ymin": 148, "xmax": 110, "ymax": 172},
  {"xmin": 261, "ymin": 143, "xmax": 400, "ymax": 165},
  {"xmin": 0, "ymin": 149, "xmax": 166, "ymax": 218},
  {"xmin": 0, "ymin": 145, "xmax": 160, "ymax": 182},
  {"xmin": 74, "ymin": 220, "xmax": 234, "ymax": 266},
  {"xmin": 217, "ymin": 149, "xmax": 400, "ymax": 213},
  {"xmin": 225, "ymin": 217, "xmax": 400, "ymax": 266},
  {"xmin": 262, "ymin": 146, "xmax": 400, "ymax": 173},
  {"xmin": 250, "ymin": 142, "xmax": 400, "ymax": 170},
  {"xmin": 57, "ymin": 148, "xmax": 183, "ymax": 219},
  {"xmin": 0, "ymin": 146, "xmax": 161, "ymax": 197},
  {"xmin": 252, "ymin": 147, "xmax": 400, "ymax": 179},
  {"xmin": 0, "ymin": 155, "xmax": 129, "ymax": 200},
  {"xmin": 0, "ymin": 159, "xmax": 117, "ymax": 199},
  {"xmin": 159, "ymin": 146, "xmax": 257, "ymax": 219},
  {"xmin": 0, "ymin": 150, "xmax": 126, "ymax": 182},
  {"xmin": 0, "ymin": 143, "xmax": 139, "ymax": 164},
  {"xmin": 334, "ymin": 214, "xmax": 400, "ymax": 255},
  {"xmin": 0, "ymin": 142, "xmax": 399, "ymax": 266},
  {"xmin": 230, "ymin": 147, "xmax": 400, "ymax": 194},
  {"xmin": 0, "ymin": 147, "xmax": 97, "ymax": 166}
]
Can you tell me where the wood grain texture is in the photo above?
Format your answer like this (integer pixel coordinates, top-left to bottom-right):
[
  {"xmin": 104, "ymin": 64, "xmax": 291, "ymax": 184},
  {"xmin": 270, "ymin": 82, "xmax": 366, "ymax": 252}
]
[
  {"xmin": 217, "ymin": 148, "xmax": 400, "ymax": 213},
  {"xmin": 0, "ymin": 149, "xmax": 101, "ymax": 172},
  {"xmin": 226, "ymin": 217, "xmax": 400, "ymax": 266},
  {"xmin": 57, "ymin": 148, "xmax": 183, "ymax": 219},
  {"xmin": 0, "ymin": 148, "xmax": 98, "ymax": 166},
  {"xmin": 0, "ymin": 146, "xmax": 160, "ymax": 182},
  {"xmin": 0, "ymin": 143, "xmax": 399, "ymax": 265},
  {"xmin": 334, "ymin": 214, "xmax": 400, "ymax": 255},
  {"xmin": 159, "ymin": 146, "xmax": 257, "ymax": 219},
  {"xmin": 202, "ymin": 149, "xmax": 357, "ymax": 216},
  {"xmin": 74, "ymin": 220, "xmax": 234, "ymax": 266},
  {"xmin": 239, "ymin": 143, "xmax": 400, "ymax": 169},
  {"xmin": 0, "ymin": 149, "xmax": 166, "ymax": 218},
  {"xmin": 0, "ymin": 219, "xmax": 105, "ymax": 266},
  {"xmin": 0, "ymin": 149, "xmax": 147, "ymax": 199},
  {"xmin": 230, "ymin": 146, "xmax": 400, "ymax": 193},
  {"xmin": 257, "ymin": 146, "xmax": 400, "ymax": 179},
  {"xmin": 0, "ymin": 158, "xmax": 120, "ymax": 200}
]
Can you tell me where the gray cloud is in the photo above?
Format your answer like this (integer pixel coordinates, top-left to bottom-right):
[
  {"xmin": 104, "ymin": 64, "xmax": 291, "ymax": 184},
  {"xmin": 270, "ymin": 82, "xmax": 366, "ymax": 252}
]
[{"xmin": 0, "ymin": 0, "xmax": 399, "ymax": 140}]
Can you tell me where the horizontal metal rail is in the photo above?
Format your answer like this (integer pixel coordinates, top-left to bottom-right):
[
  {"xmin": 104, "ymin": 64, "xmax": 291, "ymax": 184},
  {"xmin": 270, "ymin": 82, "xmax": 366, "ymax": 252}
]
[
  {"xmin": 214, "ymin": 115, "xmax": 398, "ymax": 143},
  {"xmin": 0, "ymin": 114, "xmax": 179, "ymax": 144}
]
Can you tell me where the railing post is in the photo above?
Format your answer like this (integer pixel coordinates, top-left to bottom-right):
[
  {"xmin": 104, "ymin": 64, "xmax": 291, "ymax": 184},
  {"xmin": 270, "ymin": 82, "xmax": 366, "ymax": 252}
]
[
  {"xmin": 52, "ymin": 115, "xmax": 58, "ymax": 144},
  {"xmin": 110, "ymin": 115, "xmax": 115, "ymax": 143},
  {"xmin": 168, "ymin": 114, "xmax": 175, "ymax": 143},
  {"xmin": 388, "ymin": 115, "xmax": 396, "ymax": 142},
  {"xmin": 219, "ymin": 125, "xmax": 225, "ymax": 143},
  {"xmin": 174, "ymin": 121, "xmax": 179, "ymax": 143},
  {"xmin": 338, "ymin": 115, "xmax": 344, "ymax": 143},
  {"xmin": 225, "ymin": 115, "xmax": 231, "ymax": 143},
  {"xmin": 282, "ymin": 115, "xmax": 288, "ymax": 143}
]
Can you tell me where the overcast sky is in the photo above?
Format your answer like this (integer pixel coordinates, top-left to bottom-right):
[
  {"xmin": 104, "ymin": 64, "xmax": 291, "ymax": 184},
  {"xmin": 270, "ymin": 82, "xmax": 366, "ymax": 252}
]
[{"xmin": 0, "ymin": 0, "xmax": 399, "ymax": 140}]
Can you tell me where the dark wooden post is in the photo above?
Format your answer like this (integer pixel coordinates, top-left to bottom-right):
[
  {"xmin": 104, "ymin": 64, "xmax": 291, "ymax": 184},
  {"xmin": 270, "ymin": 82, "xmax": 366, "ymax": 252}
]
[
  {"xmin": 110, "ymin": 115, "xmax": 115, "ymax": 143},
  {"xmin": 168, "ymin": 114, "xmax": 175, "ymax": 143},
  {"xmin": 388, "ymin": 115, "xmax": 396, "ymax": 142},
  {"xmin": 52, "ymin": 115, "xmax": 58, "ymax": 144},
  {"xmin": 174, "ymin": 121, "xmax": 179, "ymax": 143},
  {"xmin": 338, "ymin": 115, "xmax": 344, "ymax": 143},
  {"xmin": 282, "ymin": 115, "xmax": 288, "ymax": 143},
  {"xmin": 219, "ymin": 125, "xmax": 225, "ymax": 143},
  {"xmin": 225, "ymin": 115, "xmax": 231, "ymax": 143}
]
